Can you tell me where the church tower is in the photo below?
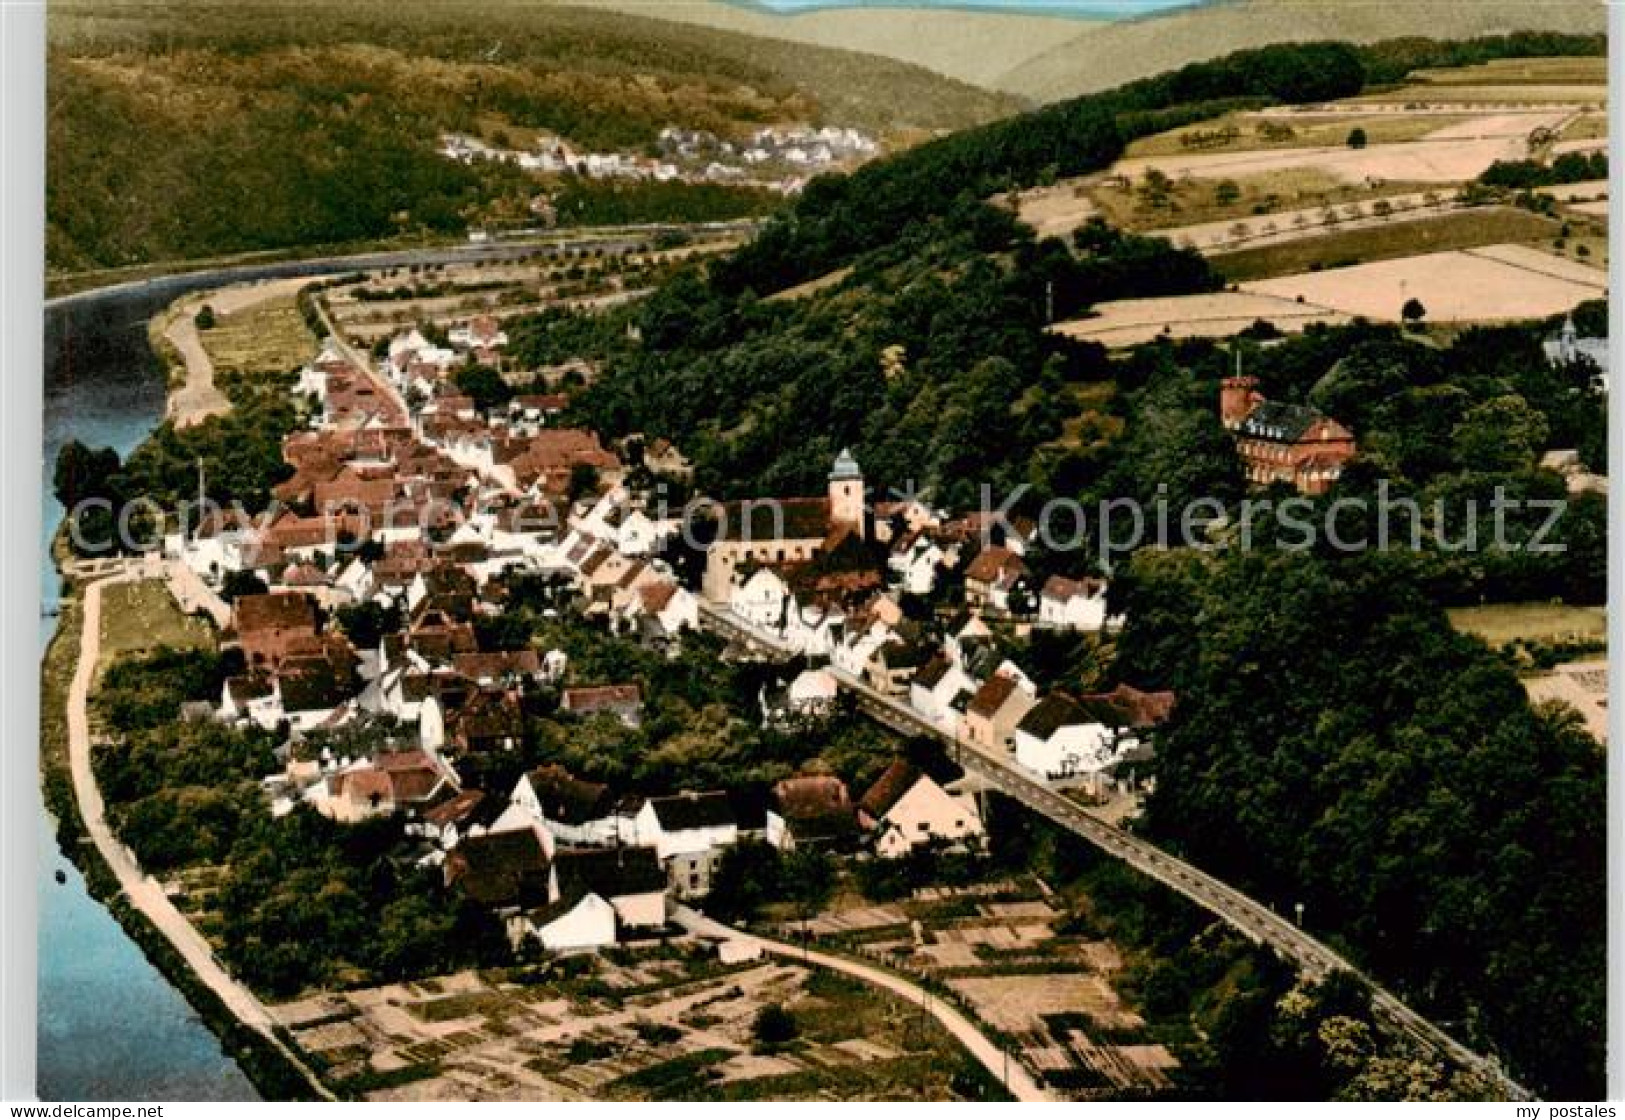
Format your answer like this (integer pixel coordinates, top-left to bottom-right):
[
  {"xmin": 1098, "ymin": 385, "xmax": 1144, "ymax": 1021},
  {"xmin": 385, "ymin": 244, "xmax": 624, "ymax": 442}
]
[{"xmin": 828, "ymin": 448, "xmax": 866, "ymax": 539}]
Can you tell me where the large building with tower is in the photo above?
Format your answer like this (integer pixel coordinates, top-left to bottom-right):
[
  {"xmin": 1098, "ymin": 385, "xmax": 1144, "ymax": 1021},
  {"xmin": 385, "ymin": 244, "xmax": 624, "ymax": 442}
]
[
  {"xmin": 701, "ymin": 450, "xmax": 869, "ymax": 602},
  {"xmin": 1220, "ymin": 376, "xmax": 1356, "ymax": 496}
]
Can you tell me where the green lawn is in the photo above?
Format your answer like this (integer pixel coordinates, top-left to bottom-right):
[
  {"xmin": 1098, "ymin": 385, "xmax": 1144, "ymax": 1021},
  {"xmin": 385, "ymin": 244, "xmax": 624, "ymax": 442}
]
[{"xmin": 98, "ymin": 580, "xmax": 214, "ymax": 663}]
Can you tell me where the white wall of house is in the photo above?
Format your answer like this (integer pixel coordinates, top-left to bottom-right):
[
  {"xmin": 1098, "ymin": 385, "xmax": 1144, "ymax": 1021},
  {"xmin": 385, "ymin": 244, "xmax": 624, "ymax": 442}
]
[
  {"xmin": 783, "ymin": 597, "xmax": 843, "ymax": 658},
  {"xmin": 874, "ymin": 778, "xmax": 983, "ymax": 860},
  {"xmin": 419, "ymin": 695, "xmax": 445, "ymax": 753},
  {"xmin": 537, "ymin": 893, "xmax": 617, "ymax": 952},
  {"xmin": 511, "ymin": 773, "xmax": 621, "ymax": 846},
  {"xmin": 1014, "ymin": 721, "xmax": 1118, "ymax": 780},
  {"xmin": 634, "ymin": 802, "xmax": 738, "ymax": 863},
  {"xmin": 910, "ymin": 662, "xmax": 975, "ymax": 731},
  {"xmin": 731, "ymin": 568, "xmax": 790, "ymax": 631},
  {"xmin": 1039, "ymin": 588, "xmax": 1114, "ymax": 632},
  {"xmin": 609, "ymin": 889, "xmax": 668, "ymax": 930}
]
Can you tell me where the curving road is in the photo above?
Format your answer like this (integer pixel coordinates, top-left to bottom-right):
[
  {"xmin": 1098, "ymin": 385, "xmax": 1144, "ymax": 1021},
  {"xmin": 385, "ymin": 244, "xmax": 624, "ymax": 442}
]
[
  {"xmin": 695, "ymin": 602, "xmax": 1530, "ymax": 1100},
  {"xmin": 672, "ymin": 904, "xmax": 1052, "ymax": 1102},
  {"xmin": 65, "ymin": 574, "xmax": 333, "ymax": 1100}
]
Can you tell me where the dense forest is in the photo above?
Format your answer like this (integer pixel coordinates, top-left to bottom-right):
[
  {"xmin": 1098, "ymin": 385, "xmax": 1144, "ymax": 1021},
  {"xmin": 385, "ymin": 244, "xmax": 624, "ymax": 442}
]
[{"xmin": 1111, "ymin": 548, "xmax": 1604, "ymax": 1099}]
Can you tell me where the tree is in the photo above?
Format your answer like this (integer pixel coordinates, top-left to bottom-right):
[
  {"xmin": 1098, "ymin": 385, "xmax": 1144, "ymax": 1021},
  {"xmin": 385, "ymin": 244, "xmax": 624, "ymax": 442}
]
[
  {"xmin": 782, "ymin": 848, "xmax": 835, "ymax": 923},
  {"xmin": 336, "ymin": 600, "xmax": 403, "ymax": 649},
  {"xmin": 53, "ymin": 440, "xmax": 122, "ymax": 510},
  {"xmin": 1401, "ymin": 297, "xmax": 1427, "ymax": 326},
  {"xmin": 453, "ymin": 363, "xmax": 512, "ymax": 412},
  {"xmin": 1214, "ymin": 179, "xmax": 1241, "ymax": 207},
  {"xmin": 194, "ymin": 305, "xmax": 216, "ymax": 330},
  {"xmin": 220, "ymin": 570, "xmax": 269, "ymax": 601},
  {"xmin": 1451, "ymin": 394, "xmax": 1549, "ymax": 473},
  {"xmin": 753, "ymin": 1003, "xmax": 798, "ymax": 1048},
  {"xmin": 699, "ymin": 838, "xmax": 782, "ymax": 922},
  {"xmin": 1346, "ymin": 127, "xmax": 1368, "ymax": 150}
]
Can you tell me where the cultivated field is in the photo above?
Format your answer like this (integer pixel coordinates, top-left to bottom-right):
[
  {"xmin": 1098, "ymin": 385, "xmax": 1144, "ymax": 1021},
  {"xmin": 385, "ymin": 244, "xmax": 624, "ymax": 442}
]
[
  {"xmin": 1089, "ymin": 167, "xmax": 1426, "ymax": 236},
  {"xmin": 325, "ymin": 237, "xmax": 735, "ymax": 346},
  {"xmin": 196, "ymin": 278, "xmax": 319, "ymax": 377},
  {"xmin": 1211, "ymin": 207, "xmax": 1561, "ymax": 282},
  {"xmin": 787, "ymin": 879, "xmax": 1180, "ymax": 1097},
  {"xmin": 1113, "ymin": 108, "xmax": 1574, "ymax": 187},
  {"xmin": 999, "ymin": 182, "xmax": 1101, "ymax": 240},
  {"xmin": 96, "ymin": 580, "xmax": 213, "ymax": 665},
  {"xmin": 1153, "ymin": 190, "xmax": 1463, "ymax": 254},
  {"xmin": 1051, "ymin": 292, "xmax": 1351, "ymax": 349},
  {"xmin": 1125, "ymin": 111, "xmax": 1481, "ymax": 160},
  {"xmin": 1240, "ymin": 243, "xmax": 1606, "ymax": 324}
]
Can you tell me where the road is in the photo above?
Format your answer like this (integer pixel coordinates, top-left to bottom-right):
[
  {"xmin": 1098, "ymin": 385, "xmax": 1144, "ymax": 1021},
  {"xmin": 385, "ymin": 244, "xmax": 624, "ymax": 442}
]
[
  {"xmin": 45, "ymin": 221, "xmax": 759, "ymax": 313},
  {"xmin": 308, "ymin": 292, "xmax": 411, "ymax": 424},
  {"xmin": 65, "ymin": 574, "xmax": 333, "ymax": 1100},
  {"xmin": 695, "ymin": 602, "xmax": 1530, "ymax": 1100},
  {"xmin": 672, "ymin": 905, "xmax": 1053, "ymax": 1102}
]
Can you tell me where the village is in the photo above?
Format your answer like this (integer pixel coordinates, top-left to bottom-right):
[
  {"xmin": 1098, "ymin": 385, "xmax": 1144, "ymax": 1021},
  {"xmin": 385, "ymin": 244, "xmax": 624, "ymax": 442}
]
[
  {"xmin": 440, "ymin": 121, "xmax": 881, "ymax": 204},
  {"xmin": 158, "ymin": 300, "xmax": 1219, "ymax": 959}
]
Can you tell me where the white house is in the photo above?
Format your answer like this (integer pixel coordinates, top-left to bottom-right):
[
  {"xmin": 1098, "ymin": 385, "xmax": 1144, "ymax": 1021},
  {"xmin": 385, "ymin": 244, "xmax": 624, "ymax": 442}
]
[
  {"xmin": 511, "ymin": 764, "xmax": 620, "ymax": 846},
  {"xmin": 1038, "ymin": 575, "xmax": 1116, "ymax": 632},
  {"xmin": 909, "ymin": 654, "xmax": 977, "ymax": 731},
  {"xmin": 635, "ymin": 792, "xmax": 738, "ymax": 898},
  {"xmin": 889, "ymin": 534, "xmax": 945, "ymax": 596},
  {"xmin": 532, "ymin": 892, "xmax": 617, "ymax": 953},
  {"xmin": 782, "ymin": 591, "xmax": 845, "ymax": 659},
  {"xmin": 1014, "ymin": 693, "xmax": 1123, "ymax": 780},
  {"xmin": 858, "ymin": 760, "xmax": 984, "ymax": 860},
  {"xmin": 731, "ymin": 566, "xmax": 792, "ymax": 632}
]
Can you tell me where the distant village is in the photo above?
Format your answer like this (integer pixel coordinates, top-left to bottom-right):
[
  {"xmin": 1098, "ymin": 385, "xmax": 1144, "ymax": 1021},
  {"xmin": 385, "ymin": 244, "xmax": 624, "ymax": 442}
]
[{"xmin": 439, "ymin": 122, "xmax": 881, "ymax": 200}]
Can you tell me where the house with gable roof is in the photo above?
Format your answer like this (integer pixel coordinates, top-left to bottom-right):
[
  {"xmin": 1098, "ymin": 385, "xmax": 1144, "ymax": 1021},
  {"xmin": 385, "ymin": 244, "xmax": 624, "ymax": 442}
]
[{"xmin": 858, "ymin": 759, "xmax": 984, "ymax": 859}]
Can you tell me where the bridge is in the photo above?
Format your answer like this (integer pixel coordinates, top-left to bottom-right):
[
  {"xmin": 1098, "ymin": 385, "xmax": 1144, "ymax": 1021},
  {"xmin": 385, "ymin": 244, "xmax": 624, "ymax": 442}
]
[{"xmin": 694, "ymin": 601, "xmax": 1530, "ymax": 1100}]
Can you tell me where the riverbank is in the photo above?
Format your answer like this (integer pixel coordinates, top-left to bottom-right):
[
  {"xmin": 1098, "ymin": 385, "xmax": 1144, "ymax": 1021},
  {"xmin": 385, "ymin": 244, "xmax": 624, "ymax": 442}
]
[
  {"xmin": 148, "ymin": 277, "xmax": 314, "ymax": 429},
  {"xmin": 38, "ymin": 559, "xmax": 321, "ymax": 1100}
]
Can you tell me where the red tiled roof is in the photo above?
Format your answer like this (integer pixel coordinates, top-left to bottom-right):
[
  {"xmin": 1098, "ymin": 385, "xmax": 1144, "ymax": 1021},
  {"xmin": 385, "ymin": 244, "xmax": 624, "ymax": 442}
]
[
  {"xmin": 234, "ymin": 592, "xmax": 316, "ymax": 634},
  {"xmin": 967, "ymin": 673, "xmax": 1021, "ymax": 719}
]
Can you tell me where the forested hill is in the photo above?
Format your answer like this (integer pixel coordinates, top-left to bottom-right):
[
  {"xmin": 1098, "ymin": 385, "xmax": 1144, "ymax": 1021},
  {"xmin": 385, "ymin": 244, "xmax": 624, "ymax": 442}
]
[{"xmin": 44, "ymin": 0, "xmax": 1016, "ymax": 272}]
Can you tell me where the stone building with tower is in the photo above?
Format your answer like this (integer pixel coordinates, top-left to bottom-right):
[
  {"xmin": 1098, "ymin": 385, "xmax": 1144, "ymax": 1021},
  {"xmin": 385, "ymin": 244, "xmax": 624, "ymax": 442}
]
[
  {"xmin": 701, "ymin": 449, "xmax": 869, "ymax": 602},
  {"xmin": 1220, "ymin": 376, "xmax": 1356, "ymax": 496}
]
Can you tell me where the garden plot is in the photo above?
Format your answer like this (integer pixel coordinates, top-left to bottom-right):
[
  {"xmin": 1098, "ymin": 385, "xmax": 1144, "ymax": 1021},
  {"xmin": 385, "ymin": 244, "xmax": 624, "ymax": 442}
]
[
  {"xmin": 818, "ymin": 881, "xmax": 1173, "ymax": 1098},
  {"xmin": 1240, "ymin": 244, "xmax": 1606, "ymax": 324}
]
